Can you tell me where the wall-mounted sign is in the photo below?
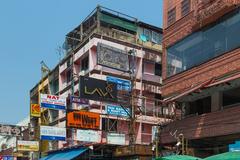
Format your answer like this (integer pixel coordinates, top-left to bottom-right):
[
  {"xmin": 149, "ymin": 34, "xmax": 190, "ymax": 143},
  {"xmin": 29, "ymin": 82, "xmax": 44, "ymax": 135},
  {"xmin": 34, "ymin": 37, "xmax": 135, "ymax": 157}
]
[
  {"xmin": 107, "ymin": 133, "xmax": 125, "ymax": 145},
  {"xmin": 76, "ymin": 129, "xmax": 101, "ymax": 143},
  {"xmin": 40, "ymin": 126, "xmax": 66, "ymax": 141},
  {"xmin": 40, "ymin": 94, "xmax": 66, "ymax": 110},
  {"xmin": 17, "ymin": 140, "xmax": 39, "ymax": 152},
  {"xmin": 67, "ymin": 111, "xmax": 100, "ymax": 130},
  {"xmin": 0, "ymin": 124, "xmax": 21, "ymax": 136},
  {"xmin": 97, "ymin": 43, "xmax": 129, "ymax": 72},
  {"xmin": 70, "ymin": 96, "xmax": 89, "ymax": 105},
  {"xmin": 30, "ymin": 104, "xmax": 41, "ymax": 117},
  {"xmin": 106, "ymin": 76, "xmax": 131, "ymax": 91},
  {"xmin": 106, "ymin": 104, "xmax": 129, "ymax": 117},
  {"xmin": 79, "ymin": 76, "xmax": 117, "ymax": 103}
]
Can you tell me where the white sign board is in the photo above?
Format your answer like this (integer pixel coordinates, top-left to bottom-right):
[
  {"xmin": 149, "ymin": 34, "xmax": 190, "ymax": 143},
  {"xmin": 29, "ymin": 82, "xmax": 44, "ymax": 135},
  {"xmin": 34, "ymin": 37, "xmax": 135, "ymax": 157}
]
[
  {"xmin": 76, "ymin": 130, "xmax": 101, "ymax": 143},
  {"xmin": 40, "ymin": 94, "xmax": 66, "ymax": 110},
  {"xmin": 40, "ymin": 126, "xmax": 66, "ymax": 141},
  {"xmin": 107, "ymin": 133, "xmax": 125, "ymax": 145},
  {"xmin": 17, "ymin": 140, "xmax": 39, "ymax": 151}
]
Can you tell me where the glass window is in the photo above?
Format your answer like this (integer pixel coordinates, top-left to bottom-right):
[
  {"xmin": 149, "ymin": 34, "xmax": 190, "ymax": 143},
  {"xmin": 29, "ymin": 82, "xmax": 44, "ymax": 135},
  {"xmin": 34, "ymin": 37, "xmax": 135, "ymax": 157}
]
[
  {"xmin": 168, "ymin": 7, "xmax": 176, "ymax": 26},
  {"xmin": 155, "ymin": 63, "xmax": 162, "ymax": 76},
  {"xmin": 143, "ymin": 29, "xmax": 151, "ymax": 41},
  {"xmin": 81, "ymin": 56, "xmax": 89, "ymax": 71},
  {"xmin": 181, "ymin": 0, "xmax": 191, "ymax": 17},
  {"xmin": 167, "ymin": 9, "xmax": 240, "ymax": 77}
]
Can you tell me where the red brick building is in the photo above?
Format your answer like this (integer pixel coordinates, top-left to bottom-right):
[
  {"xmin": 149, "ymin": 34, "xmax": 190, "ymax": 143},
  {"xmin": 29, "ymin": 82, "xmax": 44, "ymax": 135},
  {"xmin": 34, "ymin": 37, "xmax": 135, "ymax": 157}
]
[{"xmin": 161, "ymin": 0, "xmax": 240, "ymax": 157}]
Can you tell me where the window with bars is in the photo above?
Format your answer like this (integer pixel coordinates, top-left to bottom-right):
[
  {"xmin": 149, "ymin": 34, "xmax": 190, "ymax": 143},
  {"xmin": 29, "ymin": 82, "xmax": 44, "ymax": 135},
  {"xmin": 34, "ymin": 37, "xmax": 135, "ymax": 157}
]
[
  {"xmin": 167, "ymin": 7, "xmax": 176, "ymax": 26},
  {"xmin": 181, "ymin": 0, "xmax": 191, "ymax": 17}
]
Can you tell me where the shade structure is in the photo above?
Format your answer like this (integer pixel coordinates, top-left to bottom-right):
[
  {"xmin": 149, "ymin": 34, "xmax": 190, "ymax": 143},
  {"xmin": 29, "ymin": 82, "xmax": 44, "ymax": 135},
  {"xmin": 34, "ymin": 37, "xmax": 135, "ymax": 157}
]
[
  {"xmin": 204, "ymin": 151, "xmax": 240, "ymax": 160},
  {"xmin": 40, "ymin": 148, "xmax": 88, "ymax": 160},
  {"xmin": 156, "ymin": 155, "xmax": 202, "ymax": 160}
]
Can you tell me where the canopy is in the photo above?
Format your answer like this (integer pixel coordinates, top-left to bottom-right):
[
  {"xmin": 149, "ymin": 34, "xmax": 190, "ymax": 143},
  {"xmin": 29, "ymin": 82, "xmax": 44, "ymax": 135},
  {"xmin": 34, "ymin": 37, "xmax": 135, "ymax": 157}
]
[
  {"xmin": 204, "ymin": 151, "xmax": 240, "ymax": 160},
  {"xmin": 156, "ymin": 155, "xmax": 202, "ymax": 160},
  {"xmin": 40, "ymin": 148, "xmax": 88, "ymax": 160}
]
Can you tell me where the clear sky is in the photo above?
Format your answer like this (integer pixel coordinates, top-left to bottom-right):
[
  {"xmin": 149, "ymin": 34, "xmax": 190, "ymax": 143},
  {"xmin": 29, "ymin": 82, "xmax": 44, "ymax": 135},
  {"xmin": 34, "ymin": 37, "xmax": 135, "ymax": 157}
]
[{"xmin": 0, "ymin": 0, "xmax": 163, "ymax": 124}]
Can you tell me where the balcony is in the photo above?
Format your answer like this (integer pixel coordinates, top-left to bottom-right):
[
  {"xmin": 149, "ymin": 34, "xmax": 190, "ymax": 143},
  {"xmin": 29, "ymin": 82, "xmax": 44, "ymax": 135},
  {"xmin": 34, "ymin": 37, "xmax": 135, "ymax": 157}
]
[
  {"xmin": 161, "ymin": 105, "xmax": 240, "ymax": 144},
  {"xmin": 142, "ymin": 73, "xmax": 162, "ymax": 84}
]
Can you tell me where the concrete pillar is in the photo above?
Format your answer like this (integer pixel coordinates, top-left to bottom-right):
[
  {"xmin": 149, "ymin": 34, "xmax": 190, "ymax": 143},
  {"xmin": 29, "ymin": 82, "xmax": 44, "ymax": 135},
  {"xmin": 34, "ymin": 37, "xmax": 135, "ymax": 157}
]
[{"xmin": 211, "ymin": 92, "xmax": 223, "ymax": 112}]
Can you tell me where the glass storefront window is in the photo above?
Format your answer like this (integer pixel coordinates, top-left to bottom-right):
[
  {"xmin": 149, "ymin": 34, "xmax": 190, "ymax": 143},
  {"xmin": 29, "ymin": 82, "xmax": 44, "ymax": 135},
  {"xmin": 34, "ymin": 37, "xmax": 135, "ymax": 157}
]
[{"xmin": 167, "ymin": 9, "xmax": 240, "ymax": 77}]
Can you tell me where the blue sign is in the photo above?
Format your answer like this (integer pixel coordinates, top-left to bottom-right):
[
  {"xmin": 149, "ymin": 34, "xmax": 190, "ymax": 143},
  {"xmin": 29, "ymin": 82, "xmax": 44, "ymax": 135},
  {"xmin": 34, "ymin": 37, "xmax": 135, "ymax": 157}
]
[
  {"xmin": 1, "ymin": 156, "xmax": 14, "ymax": 160},
  {"xmin": 40, "ymin": 126, "xmax": 66, "ymax": 141},
  {"xmin": 106, "ymin": 76, "xmax": 131, "ymax": 91},
  {"xmin": 229, "ymin": 141, "xmax": 240, "ymax": 152},
  {"xmin": 107, "ymin": 104, "xmax": 130, "ymax": 117}
]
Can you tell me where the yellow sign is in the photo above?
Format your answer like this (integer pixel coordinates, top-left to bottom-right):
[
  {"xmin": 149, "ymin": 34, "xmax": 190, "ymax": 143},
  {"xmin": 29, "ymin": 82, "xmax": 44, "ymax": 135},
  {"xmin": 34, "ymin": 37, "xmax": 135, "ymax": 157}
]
[
  {"xmin": 31, "ymin": 104, "xmax": 41, "ymax": 117},
  {"xmin": 17, "ymin": 140, "xmax": 39, "ymax": 152}
]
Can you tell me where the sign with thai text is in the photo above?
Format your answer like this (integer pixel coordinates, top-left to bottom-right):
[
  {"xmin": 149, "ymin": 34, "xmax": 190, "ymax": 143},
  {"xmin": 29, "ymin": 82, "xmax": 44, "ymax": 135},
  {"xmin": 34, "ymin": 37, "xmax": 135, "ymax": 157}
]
[
  {"xmin": 30, "ymin": 104, "xmax": 41, "ymax": 117},
  {"xmin": 0, "ymin": 124, "xmax": 21, "ymax": 136},
  {"xmin": 40, "ymin": 126, "xmax": 66, "ymax": 141},
  {"xmin": 67, "ymin": 111, "xmax": 100, "ymax": 130},
  {"xmin": 107, "ymin": 133, "xmax": 125, "ymax": 145},
  {"xmin": 40, "ymin": 94, "xmax": 66, "ymax": 110},
  {"xmin": 79, "ymin": 76, "xmax": 117, "ymax": 103},
  {"xmin": 17, "ymin": 140, "xmax": 39, "ymax": 152},
  {"xmin": 97, "ymin": 43, "xmax": 129, "ymax": 72},
  {"xmin": 106, "ymin": 104, "xmax": 129, "ymax": 117},
  {"xmin": 106, "ymin": 76, "xmax": 131, "ymax": 91},
  {"xmin": 76, "ymin": 130, "xmax": 101, "ymax": 143},
  {"xmin": 70, "ymin": 96, "xmax": 89, "ymax": 105}
]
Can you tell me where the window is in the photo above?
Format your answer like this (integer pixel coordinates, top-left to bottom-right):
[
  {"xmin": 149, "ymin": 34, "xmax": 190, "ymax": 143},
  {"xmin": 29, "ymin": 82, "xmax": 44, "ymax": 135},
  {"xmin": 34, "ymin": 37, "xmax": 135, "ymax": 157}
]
[
  {"xmin": 167, "ymin": 8, "xmax": 240, "ymax": 77},
  {"xmin": 152, "ymin": 31, "xmax": 162, "ymax": 44},
  {"xmin": 188, "ymin": 96, "xmax": 211, "ymax": 115},
  {"xmin": 168, "ymin": 8, "xmax": 176, "ymax": 26},
  {"xmin": 81, "ymin": 56, "xmax": 89, "ymax": 71},
  {"xmin": 102, "ymin": 118, "xmax": 118, "ymax": 132},
  {"xmin": 143, "ymin": 29, "xmax": 151, "ymax": 41},
  {"xmin": 50, "ymin": 79, "xmax": 59, "ymax": 94},
  {"xmin": 155, "ymin": 63, "xmax": 162, "ymax": 76},
  {"xmin": 66, "ymin": 70, "xmax": 71, "ymax": 83},
  {"xmin": 223, "ymin": 87, "xmax": 240, "ymax": 107},
  {"xmin": 181, "ymin": 0, "xmax": 191, "ymax": 17}
]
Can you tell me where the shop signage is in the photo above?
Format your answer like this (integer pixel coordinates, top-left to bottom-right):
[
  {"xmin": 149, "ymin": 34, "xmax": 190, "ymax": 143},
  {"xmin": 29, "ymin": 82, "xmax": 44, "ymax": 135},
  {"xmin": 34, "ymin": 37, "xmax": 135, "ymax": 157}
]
[
  {"xmin": 67, "ymin": 111, "xmax": 100, "ymax": 130},
  {"xmin": 40, "ymin": 126, "xmax": 66, "ymax": 141},
  {"xmin": 0, "ymin": 124, "xmax": 21, "ymax": 136},
  {"xmin": 106, "ymin": 76, "xmax": 131, "ymax": 91},
  {"xmin": 17, "ymin": 140, "xmax": 39, "ymax": 152},
  {"xmin": 107, "ymin": 133, "xmax": 125, "ymax": 145},
  {"xmin": 97, "ymin": 43, "xmax": 129, "ymax": 72},
  {"xmin": 70, "ymin": 96, "xmax": 89, "ymax": 105},
  {"xmin": 40, "ymin": 94, "xmax": 66, "ymax": 110},
  {"xmin": 106, "ymin": 104, "xmax": 129, "ymax": 117},
  {"xmin": 76, "ymin": 129, "xmax": 101, "ymax": 143},
  {"xmin": 0, "ymin": 156, "xmax": 14, "ymax": 160},
  {"xmin": 79, "ymin": 76, "xmax": 117, "ymax": 103},
  {"xmin": 30, "ymin": 104, "xmax": 41, "ymax": 117}
]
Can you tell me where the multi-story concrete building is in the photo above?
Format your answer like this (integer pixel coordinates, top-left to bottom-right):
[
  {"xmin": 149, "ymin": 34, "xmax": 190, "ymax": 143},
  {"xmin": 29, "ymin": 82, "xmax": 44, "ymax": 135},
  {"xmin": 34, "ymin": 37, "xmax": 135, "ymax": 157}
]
[
  {"xmin": 30, "ymin": 6, "xmax": 166, "ymax": 159},
  {"xmin": 161, "ymin": 0, "xmax": 240, "ymax": 157}
]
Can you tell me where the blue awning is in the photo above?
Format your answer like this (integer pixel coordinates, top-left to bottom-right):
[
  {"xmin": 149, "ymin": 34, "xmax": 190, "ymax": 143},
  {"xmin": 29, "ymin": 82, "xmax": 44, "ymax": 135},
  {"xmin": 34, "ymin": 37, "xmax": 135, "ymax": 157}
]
[{"xmin": 40, "ymin": 148, "xmax": 88, "ymax": 160}]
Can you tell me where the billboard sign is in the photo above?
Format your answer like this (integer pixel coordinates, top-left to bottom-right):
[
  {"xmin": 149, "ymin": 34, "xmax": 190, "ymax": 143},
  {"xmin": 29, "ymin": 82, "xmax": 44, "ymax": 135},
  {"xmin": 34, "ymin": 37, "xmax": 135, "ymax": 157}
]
[
  {"xmin": 17, "ymin": 140, "xmax": 39, "ymax": 152},
  {"xmin": 107, "ymin": 133, "xmax": 125, "ymax": 145},
  {"xmin": 106, "ymin": 76, "xmax": 131, "ymax": 91},
  {"xmin": 76, "ymin": 130, "xmax": 101, "ymax": 143},
  {"xmin": 40, "ymin": 94, "xmax": 66, "ymax": 110},
  {"xmin": 40, "ymin": 126, "xmax": 66, "ymax": 141},
  {"xmin": 106, "ymin": 104, "xmax": 129, "ymax": 117},
  {"xmin": 30, "ymin": 104, "xmax": 41, "ymax": 117},
  {"xmin": 0, "ymin": 156, "xmax": 14, "ymax": 160},
  {"xmin": 67, "ymin": 111, "xmax": 100, "ymax": 130},
  {"xmin": 0, "ymin": 124, "xmax": 21, "ymax": 136},
  {"xmin": 79, "ymin": 76, "xmax": 117, "ymax": 103},
  {"xmin": 70, "ymin": 96, "xmax": 89, "ymax": 105},
  {"xmin": 97, "ymin": 43, "xmax": 129, "ymax": 72}
]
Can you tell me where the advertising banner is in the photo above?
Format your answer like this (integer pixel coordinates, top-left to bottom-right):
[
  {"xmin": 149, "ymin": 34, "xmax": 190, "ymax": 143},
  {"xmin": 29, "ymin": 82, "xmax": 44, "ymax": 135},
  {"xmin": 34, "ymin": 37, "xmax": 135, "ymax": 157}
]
[
  {"xmin": 106, "ymin": 104, "xmax": 129, "ymax": 117},
  {"xmin": 79, "ymin": 76, "xmax": 117, "ymax": 103},
  {"xmin": 0, "ymin": 124, "xmax": 21, "ymax": 136},
  {"xmin": 40, "ymin": 126, "xmax": 66, "ymax": 141},
  {"xmin": 40, "ymin": 94, "xmax": 66, "ymax": 110},
  {"xmin": 30, "ymin": 104, "xmax": 41, "ymax": 117},
  {"xmin": 76, "ymin": 129, "xmax": 101, "ymax": 143},
  {"xmin": 97, "ymin": 43, "xmax": 129, "ymax": 72},
  {"xmin": 106, "ymin": 76, "xmax": 131, "ymax": 91},
  {"xmin": 17, "ymin": 140, "xmax": 39, "ymax": 152},
  {"xmin": 67, "ymin": 111, "xmax": 100, "ymax": 130},
  {"xmin": 0, "ymin": 156, "xmax": 14, "ymax": 160},
  {"xmin": 107, "ymin": 133, "xmax": 125, "ymax": 145},
  {"xmin": 70, "ymin": 96, "xmax": 89, "ymax": 105}
]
